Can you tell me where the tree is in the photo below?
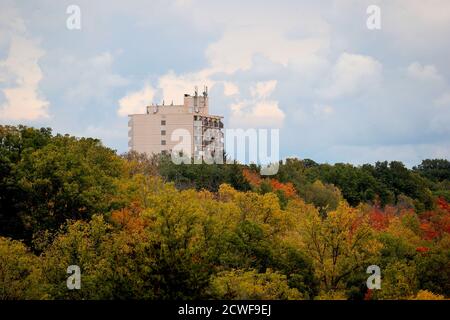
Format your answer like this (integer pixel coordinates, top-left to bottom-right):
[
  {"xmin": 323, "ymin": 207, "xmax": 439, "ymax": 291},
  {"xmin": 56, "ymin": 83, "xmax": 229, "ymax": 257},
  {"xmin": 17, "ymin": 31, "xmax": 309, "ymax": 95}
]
[
  {"xmin": 40, "ymin": 215, "xmax": 154, "ymax": 299},
  {"xmin": 269, "ymin": 244, "xmax": 319, "ymax": 299},
  {"xmin": 301, "ymin": 180, "xmax": 342, "ymax": 216},
  {"xmin": 297, "ymin": 201, "xmax": 382, "ymax": 294},
  {"xmin": 158, "ymin": 157, "xmax": 250, "ymax": 192},
  {"xmin": 373, "ymin": 260, "xmax": 418, "ymax": 299},
  {"xmin": 372, "ymin": 161, "xmax": 433, "ymax": 210},
  {"xmin": 414, "ymin": 159, "xmax": 450, "ymax": 182},
  {"xmin": 0, "ymin": 126, "xmax": 52, "ymax": 239},
  {"xmin": 16, "ymin": 135, "xmax": 124, "ymax": 239},
  {"xmin": 208, "ymin": 269, "xmax": 302, "ymax": 300},
  {"xmin": 0, "ymin": 237, "xmax": 46, "ymax": 299},
  {"xmin": 142, "ymin": 185, "xmax": 214, "ymax": 299},
  {"xmin": 121, "ymin": 151, "xmax": 160, "ymax": 177},
  {"xmin": 1, "ymin": 125, "xmax": 449, "ymax": 301},
  {"xmin": 415, "ymin": 247, "xmax": 450, "ymax": 296}
]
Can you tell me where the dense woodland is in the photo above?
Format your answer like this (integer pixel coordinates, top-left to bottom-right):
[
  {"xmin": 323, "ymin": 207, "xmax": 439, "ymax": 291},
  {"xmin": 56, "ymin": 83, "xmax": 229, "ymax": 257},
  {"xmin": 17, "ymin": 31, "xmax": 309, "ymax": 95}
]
[{"xmin": 0, "ymin": 125, "xmax": 449, "ymax": 300}]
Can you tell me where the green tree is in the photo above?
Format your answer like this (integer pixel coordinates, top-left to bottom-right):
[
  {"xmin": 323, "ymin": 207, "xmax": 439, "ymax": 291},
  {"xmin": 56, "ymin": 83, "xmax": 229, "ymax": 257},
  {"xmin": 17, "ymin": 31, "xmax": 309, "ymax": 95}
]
[
  {"xmin": 16, "ymin": 135, "xmax": 124, "ymax": 239},
  {"xmin": 0, "ymin": 237, "xmax": 46, "ymax": 299},
  {"xmin": 415, "ymin": 248, "xmax": 450, "ymax": 296},
  {"xmin": 373, "ymin": 260, "xmax": 418, "ymax": 299},
  {"xmin": 301, "ymin": 180, "xmax": 342, "ymax": 216},
  {"xmin": 414, "ymin": 159, "xmax": 450, "ymax": 182},
  {"xmin": 0, "ymin": 125, "xmax": 52, "ymax": 239}
]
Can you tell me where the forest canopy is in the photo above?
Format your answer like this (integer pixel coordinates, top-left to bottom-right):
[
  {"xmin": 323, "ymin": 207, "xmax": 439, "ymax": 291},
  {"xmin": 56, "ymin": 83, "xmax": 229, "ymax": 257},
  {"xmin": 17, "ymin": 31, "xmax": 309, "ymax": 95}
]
[{"xmin": 0, "ymin": 125, "xmax": 449, "ymax": 300}]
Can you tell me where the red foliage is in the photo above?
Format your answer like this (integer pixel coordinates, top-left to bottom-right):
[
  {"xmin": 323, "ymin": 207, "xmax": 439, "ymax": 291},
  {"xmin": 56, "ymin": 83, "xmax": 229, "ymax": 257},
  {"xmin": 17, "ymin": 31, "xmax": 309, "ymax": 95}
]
[
  {"xmin": 348, "ymin": 215, "xmax": 366, "ymax": 239},
  {"xmin": 418, "ymin": 198, "xmax": 450, "ymax": 240},
  {"xmin": 416, "ymin": 246, "xmax": 430, "ymax": 253},
  {"xmin": 364, "ymin": 289, "xmax": 373, "ymax": 300},
  {"xmin": 419, "ymin": 221, "xmax": 439, "ymax": 241},
  {"xmin": 437, "ymin": 197, "xmax": 450, "ymax": 213},
  {"xmin": 368, "ymin": 207, "xmax": 392, "ymax": 231}
]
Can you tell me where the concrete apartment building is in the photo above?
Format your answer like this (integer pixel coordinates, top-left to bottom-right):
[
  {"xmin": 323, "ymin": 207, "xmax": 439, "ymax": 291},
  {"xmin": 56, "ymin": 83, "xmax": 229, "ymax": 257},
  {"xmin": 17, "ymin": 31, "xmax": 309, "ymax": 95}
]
[{"xmin": 128, "ymin": 87, "xmax": 224, "ymax": 161}]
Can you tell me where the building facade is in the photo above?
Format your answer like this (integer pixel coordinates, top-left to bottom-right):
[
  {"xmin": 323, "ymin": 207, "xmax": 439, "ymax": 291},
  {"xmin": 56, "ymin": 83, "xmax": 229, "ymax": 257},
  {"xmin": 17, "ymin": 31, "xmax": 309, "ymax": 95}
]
[{"xmin": 128, "ymin": 87, "xmax": 224, "ymax": 162}]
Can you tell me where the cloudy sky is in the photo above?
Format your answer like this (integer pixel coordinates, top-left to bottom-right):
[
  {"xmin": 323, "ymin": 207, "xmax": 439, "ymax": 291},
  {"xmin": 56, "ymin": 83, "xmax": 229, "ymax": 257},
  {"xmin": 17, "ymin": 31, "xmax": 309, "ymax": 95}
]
[{"xmin": 1, "ymin": 0, "xmax": 449, "ymax": 166}]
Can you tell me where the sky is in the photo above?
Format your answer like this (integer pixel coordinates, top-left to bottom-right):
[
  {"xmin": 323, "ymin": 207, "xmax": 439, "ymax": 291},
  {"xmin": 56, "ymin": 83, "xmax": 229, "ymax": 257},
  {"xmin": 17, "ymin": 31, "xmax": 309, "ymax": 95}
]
[{"xmin": 0, "ymin": 0, "xmax": 449, "ymax": 167}]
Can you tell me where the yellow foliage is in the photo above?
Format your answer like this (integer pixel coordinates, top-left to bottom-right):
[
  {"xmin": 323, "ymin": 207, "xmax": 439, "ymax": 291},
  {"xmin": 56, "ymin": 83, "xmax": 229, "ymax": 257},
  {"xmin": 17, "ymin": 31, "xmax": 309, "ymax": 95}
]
[
  {"xmin": 297, "ymin": 201, "xmax": 382, "ymax": 291},
  {"xmin": 386, "ymin": 217, "xmax": 422, "ymax": 247},
  {"xmin": 409, "ymin": 290, "xmax": 445, "ymax": 300},
  {"xmin": 208, "ymin": 269, "xmax": 303, "ymax": 300},
  {"xmin": 315, "ymin": 290, "xmax": 347, "ymax": 300}
]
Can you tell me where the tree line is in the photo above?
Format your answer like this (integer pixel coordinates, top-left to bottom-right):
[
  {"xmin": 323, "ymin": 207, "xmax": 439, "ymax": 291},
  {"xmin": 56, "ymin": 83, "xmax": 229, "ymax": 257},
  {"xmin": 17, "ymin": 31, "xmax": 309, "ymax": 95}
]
[{"xmin": 0, "ymin": 125, "xmax": 449, "ymax": 299}]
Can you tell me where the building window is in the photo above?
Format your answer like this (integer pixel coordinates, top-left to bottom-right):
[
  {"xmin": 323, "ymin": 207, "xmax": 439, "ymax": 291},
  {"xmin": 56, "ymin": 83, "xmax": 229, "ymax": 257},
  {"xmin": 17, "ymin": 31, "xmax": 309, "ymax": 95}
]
[
  {"xmin": 161, "ymin": 140, "xmax": 166, "ymax": 145},
  {"xmin": 161, "ymin": 150, "xmax": 167, "ymax": 155},
  {"xmin": 161, "ymin": 120, "xmax": 166, "ymax": 125},
  {"xmin": 161, "ymin": 130, "xmax": 166, "ymax": 135}
]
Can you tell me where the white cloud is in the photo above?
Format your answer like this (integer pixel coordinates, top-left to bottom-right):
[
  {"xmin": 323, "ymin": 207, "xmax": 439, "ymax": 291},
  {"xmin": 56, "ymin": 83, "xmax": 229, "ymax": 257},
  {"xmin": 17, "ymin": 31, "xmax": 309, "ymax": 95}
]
[
  {"xmin": 205, "ymin": 26, "xmax": 328, "ymax": 74},
  {"xmin": 407, "ymin": 62, "xmax": 444, "ymax": 83},
  {"xmin": 319, "ymin": 53, "xmax": 382, "ymax": 99},
  {"xmin": 118, "ymin": 84, "xmax": 156, "ymax": 116},
  {"xmin": 229, "ymin": 80, "xmax": 284, "ymax": 128},
  {"xmin": 229, "ymin": 99, "xmax": 285, "ymax": 129},
  {"xmin": 117, "ymin": 69, "xmax": 215, "ymax": 115},
  {"xmin": 223, "ymin": 81, "xmax": 239, "ymax": 96},
  {"xmin": 382, "ymin": 0, "xmax": 450, "ymax": 52},
  {"xmin": 129, "ymin": 1, "xmax": 329, "ymax": 125},
  {"xmin": 80, "ymin": 0, "xmax": 449, "ymax": 162},
  {"xmin": 157, "ymin": 69, "xmax": 215, "ymax": 104},
  {"xmin": 250, "ymin": 80, "xmax": 277, "ymax": 99},
  {"xmin": 0, "ymin": 35, "xmax": 49, "ymax": 121},
  {"xmin": 62, "ymin": 52, "xmax": 129, "ymax": 104}
]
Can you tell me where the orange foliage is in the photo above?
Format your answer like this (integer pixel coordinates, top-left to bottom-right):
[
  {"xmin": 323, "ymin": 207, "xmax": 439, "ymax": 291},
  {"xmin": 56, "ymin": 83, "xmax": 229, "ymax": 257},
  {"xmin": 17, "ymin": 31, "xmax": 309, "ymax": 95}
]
[
  {"xmin": 242, "ymin": 169, "xmax": 297, "ymax": 199},
  {"xmin": 111, "ymin": 202, "xmax": 147, "ymax": 232},
  {"xmin": 242, "ymin": 169, "xmax": 262, "ymax": 187},
  {"xmin": 269, "ymin": 179, "xmax": 297, "ymax": 198}
]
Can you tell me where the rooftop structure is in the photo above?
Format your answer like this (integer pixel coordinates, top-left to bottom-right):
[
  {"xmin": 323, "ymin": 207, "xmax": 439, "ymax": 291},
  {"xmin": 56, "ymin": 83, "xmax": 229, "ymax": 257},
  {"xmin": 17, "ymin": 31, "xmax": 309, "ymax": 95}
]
[{"xmin": 128, "ymin": 87, "xmax": 224, "ymax": 162}]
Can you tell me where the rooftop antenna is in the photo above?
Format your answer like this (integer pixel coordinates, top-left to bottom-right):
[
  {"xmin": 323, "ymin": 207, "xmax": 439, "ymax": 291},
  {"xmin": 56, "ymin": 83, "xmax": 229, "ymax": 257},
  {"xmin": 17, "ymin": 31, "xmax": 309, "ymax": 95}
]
[
  {"xmin": 204, "ymin": 85, "xmax": 209, "ymax": 109},
  {"xmin": 194, "ymin": 86, "xmax": 199, "ymax": 113},
  {"xmin": 171, "ymin": 100, "xmax": 173, "ymax": 106}
]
